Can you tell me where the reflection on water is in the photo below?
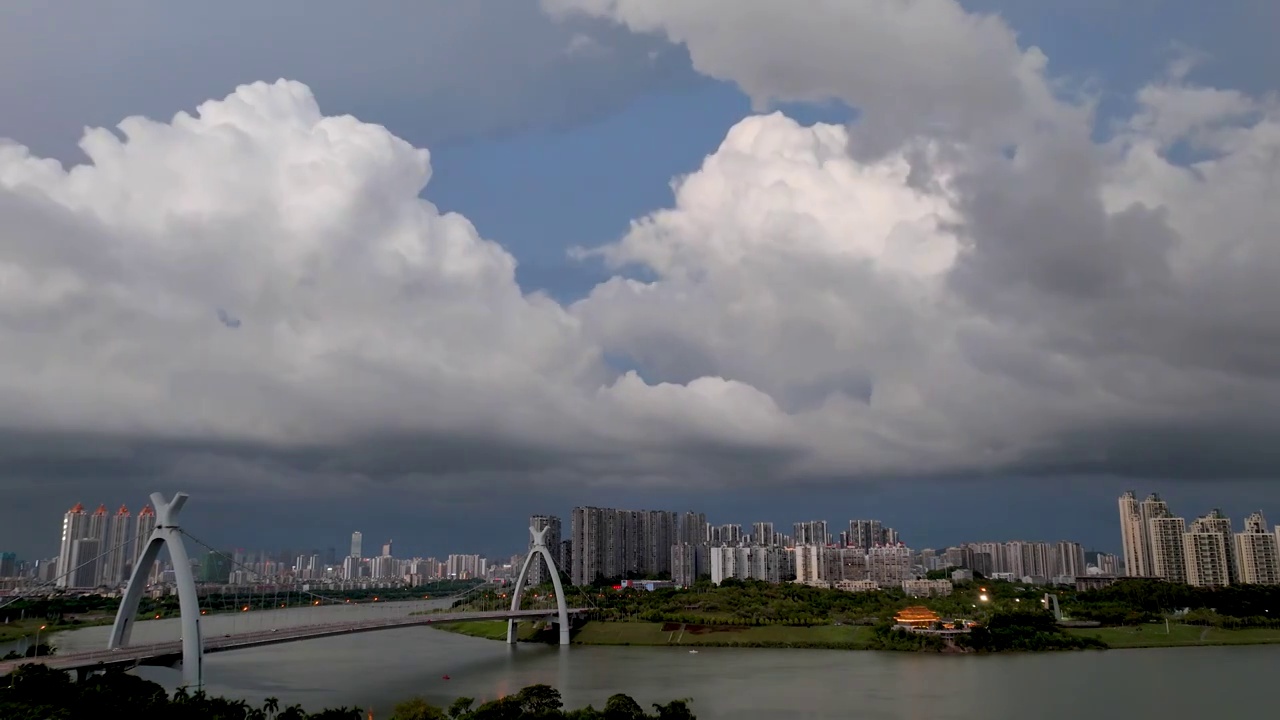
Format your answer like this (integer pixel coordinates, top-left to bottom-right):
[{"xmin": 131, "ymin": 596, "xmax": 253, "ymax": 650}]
[{"xmin": 31, "ymin": 608, "xmax": 1280, "ymax": 719}]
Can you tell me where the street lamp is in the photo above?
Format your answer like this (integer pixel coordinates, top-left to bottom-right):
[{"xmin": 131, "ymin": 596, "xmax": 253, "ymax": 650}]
[{"xmin": 34, "ymin": 625, "xmax": 47, "ymax": 657}]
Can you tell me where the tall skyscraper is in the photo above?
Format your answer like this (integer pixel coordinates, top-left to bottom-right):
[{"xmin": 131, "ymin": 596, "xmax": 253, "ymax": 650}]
[
  {"xmin": 381, "ymin": 540, "xmax": 393, "ymax": 558},
  {"xmin": 350, "ymin": 531, "xmax": 363, "ymax": 559},
  {"xmin": 56, "ymin": 503, "xmax": 88, "ymax": 589},
  {"xmin": 528, "ymin": 515, "xmax": 562, "ymax": 585},
  {"xmin": 102, "ymin": 505, "xmax": 132, "ymax": 587},
  {"xmin": 1235, "ymin": 511, "xmax": 1280, "ymax": 585},
  {"xmin": 1118, "ymin": 491, "xmax": 1149, "ymax": 576}
]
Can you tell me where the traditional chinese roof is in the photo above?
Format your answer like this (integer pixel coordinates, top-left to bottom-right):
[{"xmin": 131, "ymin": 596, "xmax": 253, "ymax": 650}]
[{"xmin": 894, "ymin": 606, "xmax": 940, "ymax": 623}]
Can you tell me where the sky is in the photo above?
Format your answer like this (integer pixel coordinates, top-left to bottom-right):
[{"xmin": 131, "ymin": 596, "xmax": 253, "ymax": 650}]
[{"xmin": 3, "ymin": 0, "xmax": 1280, "ymax": 562}]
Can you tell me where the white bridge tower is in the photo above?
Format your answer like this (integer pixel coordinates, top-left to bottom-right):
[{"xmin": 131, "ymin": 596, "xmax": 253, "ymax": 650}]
[
  {"xmin": 507, "ymin": 524, "xmax": 571, "ymax": 645},
  {"xmin": 108, "ymin": 492, "xmax": 204, "ymax": 689}
]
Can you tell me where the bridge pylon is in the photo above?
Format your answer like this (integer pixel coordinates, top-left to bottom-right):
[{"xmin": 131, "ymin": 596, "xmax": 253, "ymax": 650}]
[
  {"xmin": 107, "ymin": 492, "xmax": 203, "ymax": 690},
  {"xmin": 507, "ymin": 525, "xmax": 570, "ymax": 645}
]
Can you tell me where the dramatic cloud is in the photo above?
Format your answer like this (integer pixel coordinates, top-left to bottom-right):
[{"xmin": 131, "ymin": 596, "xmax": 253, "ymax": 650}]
[
  {"xmin": 0, "ymin": 0, "xmax": 693, "ymax": 159},
  {"xmin": 552, "ymin": 0, "xmax": 1280, "ymax": 477},
  {"xmin": 4, "ymin": 0, "xmax": 1280, "ymax": 531}
]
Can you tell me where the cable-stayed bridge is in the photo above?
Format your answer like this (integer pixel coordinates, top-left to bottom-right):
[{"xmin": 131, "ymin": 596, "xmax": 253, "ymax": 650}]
[{"xmin": 0, "ymin": 493, "xmax": 592, "ymax": 689}]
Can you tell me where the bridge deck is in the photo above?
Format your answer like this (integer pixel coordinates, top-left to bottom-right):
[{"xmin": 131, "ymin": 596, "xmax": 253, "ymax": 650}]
[{"xmin": 0, "ymin": 607, "xmax": 587, "ymax": 675}]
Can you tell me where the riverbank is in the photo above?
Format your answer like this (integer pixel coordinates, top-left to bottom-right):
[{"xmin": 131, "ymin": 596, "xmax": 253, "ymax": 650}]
[
  {"xmin": 1067, "ymin": 624, "xmax": 1280, "ymax": 648},
  {"xmin": 0, "ymin": 616, "xmax": 113, "ymax": 644},
  {"xmin": 441, "ymin": 620, "xmax": 878, "ymax": 648},
  {"xmin": 439, "ymin": 620, "xmax": 1280, "ymax": 651}
]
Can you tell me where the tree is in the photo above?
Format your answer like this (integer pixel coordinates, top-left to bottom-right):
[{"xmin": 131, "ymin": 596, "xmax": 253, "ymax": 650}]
[
  {"xmin": 391, "ymin": 696, "xmax": 447, "ymax": 720},
  {"xmin": 516, "ymin": 684, "xmax": 564, "ymax": 715},
  {"xmin": 652, "ymin": 699, "xmax": 696, "ymax": 720},
  {"xmin": 448, "ymin": 697, "xmax": 476, "ymax": 719},
  {"xmin": 603, "ymin": 693, "xmax": 647, "ymax": 720}
]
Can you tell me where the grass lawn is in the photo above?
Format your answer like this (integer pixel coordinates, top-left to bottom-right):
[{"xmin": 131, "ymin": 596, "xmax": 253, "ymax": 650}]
[
  {"xmin": 567, "ymin": 621, "xmax": 874, "ymax": 649},
  {"xmin": 433, "ymin": 620, "xmax": 539, "ymax": 641},
  {"xmin": 0, "ymin": 619, "xmax": 57, "ymax": 644},
  {"xmin": 1067, "ymin": 623, "xmax": 1280, "ymax": 648}
]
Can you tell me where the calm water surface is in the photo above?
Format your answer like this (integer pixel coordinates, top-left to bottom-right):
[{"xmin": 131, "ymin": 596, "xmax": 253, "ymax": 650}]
[{"xmin": 30, "ymin": 606, "xmax": 1274, "ymax": 719}]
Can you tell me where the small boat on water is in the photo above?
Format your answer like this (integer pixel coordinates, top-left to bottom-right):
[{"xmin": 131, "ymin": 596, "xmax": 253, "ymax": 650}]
[
  {"xmin": 688, "ymin": 650, "xmax": 698, "ymax": 654},
  {"xmin": 442, "ymin": 675, "xmax": 451, "ymax": 680}
]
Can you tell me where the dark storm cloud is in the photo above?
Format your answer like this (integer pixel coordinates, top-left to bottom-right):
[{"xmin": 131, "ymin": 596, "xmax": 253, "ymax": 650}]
[{"xmin": 0, "ymin": 0, "xmax": 697, "ymax": 159}]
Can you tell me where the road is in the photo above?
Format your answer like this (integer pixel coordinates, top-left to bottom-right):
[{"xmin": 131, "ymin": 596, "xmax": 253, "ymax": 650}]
[{"xmin": 0, "ymin": 607, "xmax": 586, "ymax": 676}]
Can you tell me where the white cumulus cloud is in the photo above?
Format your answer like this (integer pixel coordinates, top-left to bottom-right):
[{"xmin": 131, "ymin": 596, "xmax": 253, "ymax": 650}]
[{"xmin": 4, "ymin": 0, "xmax": 1280, "ymax": 497}]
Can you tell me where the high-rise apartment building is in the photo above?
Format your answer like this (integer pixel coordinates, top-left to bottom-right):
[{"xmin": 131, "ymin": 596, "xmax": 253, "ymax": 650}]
[
  {"xmin": 1193, "ymin": 509, "xmax": 1237, "ymax": 584},
  {"xmin": 793, "ymin": 521, "xmax": 829, "ymax": 547},
  {"xmin": 867, "ymin": 545, "xmax": 912, "ymax": 585},
  {"xmin": 708, "ymin": 524, "xmax": 744, "ymax": 546},
  {"xmin": 528, "ymin": 515, "xmax": 562, "ymax": 585},
  {"xmin": 570, "ymin": 506, "xmax": 694, "ymax": 585},
  {"xmin": 848, "ymin": 520, "xmax": 884, "ymax": 548},
  {"xmin": 680, "ymin": 513, "xmax": 709, "ymax": 547},
  {"xmin": 0, "ymin": 552, "xmax": 17, "ymax": 577},
  {"xmin": 70, "ymin": 538, "xmax": 101, "ymax": 588},
  {"xmin": 1185, "ymin": 513, "xmax": 1232, "ymax": 587},
  {"xmin": 1054, "ymin": 541, "xmax": 1087, "ymax": 579},
  {"xmin": 381, "ymin": 540, "xmax": 393, "ymax": 558},
  {"xmin": 1235, "ymin": 511, "xmax": 1280, "ymax": 585},
  {"xmin": 56, "ymin": 504, "xmax": 89, "ymax": 588},
  {"xmin": 671, "ymin": 543, "xmax": 702, "ymax": 586},
  {"xmin": 709, "ymin": 545, "xmax": 782, "ymax": 584},
  {"xmin": 1118, "ymin": 491, "xmax": 1150, "ymax": 576},
  {"xmin": 751, "ymin": 522, "xmax": 776, "ymax": 546},
  {"xmin": 133, "ymin": 505, "xmax": 156, "ymax": 578},
  {"xmin": 1149, "ymin": 515, "xmax": 1188, "ymax": 583},
  {"xmin": 102, "ymin": 505, "xmax": 132, "ymax": 587}
]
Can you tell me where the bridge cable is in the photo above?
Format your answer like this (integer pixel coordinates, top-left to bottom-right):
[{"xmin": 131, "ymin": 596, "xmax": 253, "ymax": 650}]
[{"xmin": 0, "ymin": 532, "xmax": 139, "ymax": 612}]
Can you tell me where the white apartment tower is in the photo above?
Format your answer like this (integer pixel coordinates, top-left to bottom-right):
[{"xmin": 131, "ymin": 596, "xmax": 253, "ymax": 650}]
[
  {"xmin": 1118, "ymin": 491, "xmax": 1149, "ymax": 576},
  {"xmin": 1193, "ymin": 509, "xmax": 1238, "ymax": 584},
  {"xmin": 1185, "ymin": 513, "xmax": 1232, "ymax": 587},
  {"xmin": 56, "ymin": 503, "xmax": 89, "ymax": 588},
  {"xmin": 1235, "ymin": 511, "xmax": 1280, "ymax": 585}
]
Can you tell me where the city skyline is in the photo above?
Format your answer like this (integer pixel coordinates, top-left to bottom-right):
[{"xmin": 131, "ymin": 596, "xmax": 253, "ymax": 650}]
[{"xmin": 11, "ymin": 484, "xmax": 1280, "ymax": 574}]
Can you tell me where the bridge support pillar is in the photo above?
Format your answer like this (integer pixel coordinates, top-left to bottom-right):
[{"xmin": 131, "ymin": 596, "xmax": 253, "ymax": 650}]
[
  {"xmin": 107, "ymin": 492, "xmax": 203, "ymax": 690},
  {"xmin": 507, "ymin": 525, "xmax": 571, "ymax": 646}
]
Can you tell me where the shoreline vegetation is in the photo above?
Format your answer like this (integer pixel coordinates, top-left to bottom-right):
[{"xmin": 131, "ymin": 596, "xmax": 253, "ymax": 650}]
[
  {"xmin": 0, "ymin": 664, "xmax": 696, "ymax": 719},
  {"xmin": 0, "ymin": 578, "xmax": 485, "ymax": 645},
  {"xmin": 441, "ymin": 577, "xmax": 1280, "ymax": 653}
]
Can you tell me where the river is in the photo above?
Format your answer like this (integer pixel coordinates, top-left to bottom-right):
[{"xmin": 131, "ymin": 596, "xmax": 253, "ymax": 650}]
[{"xmin": 15, "ymin": 603, "xmax": 1278, "ymax": 719}]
